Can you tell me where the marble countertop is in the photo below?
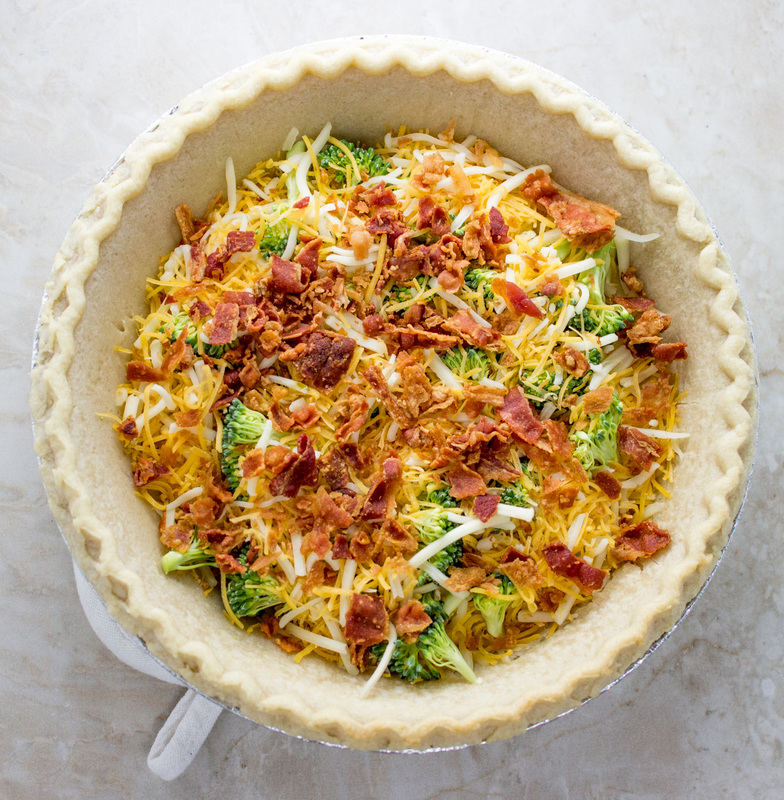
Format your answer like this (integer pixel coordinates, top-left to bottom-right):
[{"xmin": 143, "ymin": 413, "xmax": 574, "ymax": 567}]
[{"xmin": 2, "ymin": 2, "xmax": 782, "ymax": 797}]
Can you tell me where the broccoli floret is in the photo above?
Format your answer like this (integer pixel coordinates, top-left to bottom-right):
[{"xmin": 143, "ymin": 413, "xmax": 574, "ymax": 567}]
[
  {"xmin": 258, "ymin": 219, "xmax": 288, "ymax": 258},
  {"xmin": 426, "ymin": 487, "xmax": 458, "ymax": 508},
  {"xmin": 166, "ymin": 311, "xmax": 232, "ymax": 359},
  {"xmin": 588, "ymin": 348, "xmax": 603, "ymax": 364},
  {"xmin": 463, "ymin": 268, "xmax": 498, "ymax": 302},
  {"xmin": 441, "ymin": 347, "xmax": 490, "ymax": 381},
  {"xmin": 568, "ymin": 241, "xmax": 633, "ymax": 337},
  {"xmin": 318, "ymin": 140, "xmax": 390, "ymax": 188},
  {"xmin": 161, "ymin": 532, "xmax": 216, "ymax": 574},
  {"xmin": 500, "ymin": 482, "xmax": 528, "ymax": 507},
  {"xmin": 388, "ymin": 275, "xmax": 426, "ymax": 307},
  {"xmin": 418, "ymin": 619, "xmax": 477, "ymax": 683},
  {"xmin": 221, "ymin": 399, "xmax": 275, "ymax": 491},
  {"xmin": 370, "ymin": 638, "xmax": 442, "ymax": 683},
  {"xmin": 472, "ymin": 574, "xmax": 515, "ymax": 638},
  {"xmin": 226, "ymin": 565, "xmax": 284, "ymax": 618},
  {"xmin": 570, "ymin": 392, "xmax": 623, "ymax": 474},
  {"xmin": 522, "ymin": 369, "xmax": 589, "ymax": 408},
  {"xmin": 412, "ymin": 506, "xmax": 463, "ymax": 582}
]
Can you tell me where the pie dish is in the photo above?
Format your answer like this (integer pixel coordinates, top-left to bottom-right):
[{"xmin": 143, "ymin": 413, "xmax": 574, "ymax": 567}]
[{"xmin": 30, "ymin": 36, "xmax": 757, "ymax": 750}]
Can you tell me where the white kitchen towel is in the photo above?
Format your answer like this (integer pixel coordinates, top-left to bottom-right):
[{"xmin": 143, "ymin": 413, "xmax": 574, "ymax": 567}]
[{"xmin": 74, "ymin": 563, "xmax": 223, "ymax": 780}]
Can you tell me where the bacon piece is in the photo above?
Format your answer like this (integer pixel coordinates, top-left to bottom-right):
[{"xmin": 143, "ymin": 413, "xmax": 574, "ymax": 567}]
[
  {"xmin": 302, "ymin": 527, "xmax": 331, "ymax": 560},
  {"xmin": 443, "ymin": 309, "xmax": 501, "ymax": 348},
  {"xmin": 473, "ymin": 494, "xmax": 500, "ymax": 523},
  {"xmin": 333, "ymin": 534, "xmax": 350, "ymax": 560},
  {"xmin": 488, "ymin": 207, "xmax": 512, "ymax": 244},
  {"xmin": 132, "ymin": 457, "xmax": 169, "ymax": 487},
  {"xmin": 553, "ymin": 346, "xmax": 589, "ymax": 377},
  {"xmin": 492, "ymin": 279, "xmax": 544, "ymax": 319},
  {"xmin": 650, "ymin": 342, "xmax": 688, "ymax": 362},
  {"xmin": 292, "ymin": 196, "xmax": 309, "ymax": 209},
  {"xmin": 199, "ymin": 527, "xmax": 246, "ymax": 554},
  {"xmin": 118, "ymin": 416, "xmax": 139, "ymax": 439},
  {"xmin": 359, "ymin": 457, "xmax": 402, "ymax": 520},
  {"xmin": 205, "ymin": 302, "xmax": 239, "ymax": 346},
  {"xmin": 394, "ymin": 600, "xmax": 432, "ymax": 644},
  {"xmin": 625, "ymin": 308, "xmax": 671, "ymax": 345},
  {"xmin": 344, "ymin": 594, "xmax": 389, "ymax": 646},
  {"xmin": 349, "ymin": 529, "xmax": 374, "ymax": 562},
  {"xmin": 447, "ymin": 162, "xmax": 476, "ymax": 201},
  {"xmin": 159, "ymin": 326, "xmax": 189, "ymax": 375},
  {"xmin": 417, "ymin": 196, "xmax": 451, "ymax": 237},
  {"xmin": 621, "ymin": 266, "xmax": 645, "ymax": 294},
  {"xmin": 446, "ymin": 463, "xmax": 486, "ymax": 499},
  {"xmin": 302, "ymin": 561, "xmax": 336, "ymax": 594},
  {"xmin": 189, "ymin": 300, "xmax": 212, "ymax": 322},
  {"xmin": 240, "ymin": 450, "xmax": 266, "ymax": 479},
  {"xmin": 175, "ymin": 204, "xmax": 197, "ymax": 242},
  {"xmin": 361, "ymin": 313, "xmax": 389, "ymax": 336},
  {"xmin": 215, "ymin": 553, "xmax": 247, "ymax": 575},
  {"xmin": 270, "ymin": 254, "xmax": 308, "ymax": 294},
  {"xmin": 444, "ymin": 566, "xmax": 486, "ymax": 593},
  {"xmin": 362, "ymin": 365, "xmax": 413, "ymax": 427},
  {"xmin": 594, "ymin": 470, "xmax": 622, "ymax": 500},
  {"xmin": 622, "ymin": 368, "xmax": 673, "ymax": 426},
  {"xmin": 293, "ymin": 332, "xmax": 355, "ymax": 392},
  {"xmin": 611, "ymin": 295, "xmax": 655, "ymax": 312},
  {"xmin": 618, "ymin": 426, "xmax": 663, "ymax": 472},
  {"xmin": 294, "ymin": 238, "xmax": 321, "ymax": 279},
  {"xmin": 613, "ymin": 520, "xmax": 671, "ymax": 563},
  {"xmin": 537, "ymin": 586, "xmax": 565, "ymax": 612},
  {"xmin": 397, "ymin": 326, "xmax": 459, "ymax": 351},
  {"xmin": 522, "ymin": 170, "xmax": 620, "ymax": 253},
  {"xmin": 462, "ymin": 383, "xmax": 507, "ymax": 418},
  {"xmin": 222, "ymin": 290, "xmax": 254, "ymax": 306},
  {"xmin": 541, "ymin": 474, "xmax": 579, "ymax": 511},
  {"xmin": 226, "ymin": 230, "xmax": 257, "ymax": 256},
  {"xmin": 373, "ymin": 518, "xmax": 418, "ymax": 561},
  {"xmin": 365, "ymin": 183, "xmax": 397, "ymax": 207},
  {"xmin": 366, "ymin": 209, "xmax": 407, "ymax": 245},
  {"xmin": 160, "ymin": 524, "xmax": 191, "ymax": 552},
  {"xmin": 539, "ymin": 275, "xmax": 564, "ymax": 297},
  {"xmin": 461, "ymin": 215, "xmax": 496, "ymax": 264},
  {"xmin": 126, "ymin": 362, "xmax": 164, "ymax": 383},
  {"xmin": 499, "ymin": 555, "xmax": 544, "ymax": 590},
  {"xmin": 412, "ymin": 152, "xmax": 446, "ymax": 189},
  {"xmin": 399, "ymin": 357, "xmax": 433, "ymax": 418},
  {"xmin": 476, "ymin": 455, "xmax": 521, "ymax": 483},
  {"xmin": 269, "ymin": 435, "xmax": 318, "ymax": 497},
  {"xmin": 335, "ymin": 392, "xmax": 370, "ymax": 443},
  {"xmin": 582, "ymin": 385, "xmax": 615, "ymax": 414},
  {"xmin": 542, "ymin": 542, "xmax": 608, "ymax": 593},
  {"xmin": 312, "ymin": 486, "xmax": 353, "ymax": 531},
  {"xmin": 499, "ymin": 387, "xmax": 544, "ymax": 444}
]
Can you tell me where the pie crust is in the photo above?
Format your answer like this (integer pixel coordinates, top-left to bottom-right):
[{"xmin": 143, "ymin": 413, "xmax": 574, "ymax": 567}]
[{"xmin": 30, "ymin": 36, "xmax": 757, "ymax": 750}]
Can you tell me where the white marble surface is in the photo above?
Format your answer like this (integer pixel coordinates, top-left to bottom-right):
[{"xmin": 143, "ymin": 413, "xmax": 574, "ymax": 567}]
[{"xmin": 2, "ymin": 1, "xmax": 782, "ymax": 797}]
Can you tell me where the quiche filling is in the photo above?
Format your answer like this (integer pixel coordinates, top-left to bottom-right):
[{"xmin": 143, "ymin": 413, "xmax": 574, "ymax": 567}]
[{"xmin": 113, "ymin": 124, "xmax": 687, "ymax": 692}]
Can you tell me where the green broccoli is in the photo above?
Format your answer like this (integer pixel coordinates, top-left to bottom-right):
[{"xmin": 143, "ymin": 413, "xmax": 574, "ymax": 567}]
[
  {"xmin": 318, "ymin": 140, "xmax": 390, "ymax": 188},
  {"xmin": 417, "ymin": 618, "xmax": 476, "ymax": 683},
  {"xmin": 568, "ymin": 241, "xmax": 633, "ymax": 337},
  {"xmin": 161, "ymin": 532, "xmax": 216, "ymax": 574},
  {"xmin": 221, "ymin": 399, "xmax": 275, "ymax": 491},
  {"xmin": 570, "ymin": 392, "xmax": 623, "ymax": 474},
  {"xmin": 412, "ymin": 507, "xmax": 463, "ymax": 577},
  {"xmin": 463, "ymin": 268, "xmax": 499, "ymax": 303},
  {"xmin": 426, "ymin": 487, "xmax": 458, "ymax": 508},
  {"xmin": 500, "ymin": 481, "xmax": 528, "ymax": 507},
  {"xmin": 166, "ymin": 311, "xmax": 232, "ymax": 359},
  {"xmin": 258, "ymin": 218, "xmax": 289, "ymax": 258},
  {"xmin": 521, "ymin": 369, "xmax": 589, "ymax": 408},
  {"xmin": 588, "ymin": 348, "xmax": 603, "ymax": 365},
  {"xmin": 388, "ymin": 275, "xmax": 426, "ymax": 307},
  {"xmin": 441, "ymin": 347, "xmax": 491, "ymax": 382},
  {"xmin": 226, "ymin": 565, "xmax": 284, "ymax": 618},
  {"xmin": 370, "ymin": 638, "xmax": 442, "ymax": 683},
  {"xmin": 472, "ymin": 574, "xmax": 515, "ymax": 638}
]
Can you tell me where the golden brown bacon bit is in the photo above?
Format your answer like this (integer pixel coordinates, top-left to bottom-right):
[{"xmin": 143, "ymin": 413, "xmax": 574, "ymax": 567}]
[
  {"xmin": 622, "ymin": 366, "xmax": 672, "ymax": 425},
  {"xmin": 476, "ymin": 454, "xmax": 521, "ymax": 483},
  {"xmin": 446, "ymin": 463, "xmax": 486, "ymax": 499},
  {"xmin": 621, "ymin": 265, "xmax": 646, "ymax": 295},
  {"xmin": 269, "ymin": 254, "xmax": 309, "ymax": 294},
  {"xmin": 618, "ymin": 426, "xmax": 663, "ymax": 473},
  {"xmin": 215, "ymin": 553, "xmax": 247, "ymax": 575},
  {"xmin": 613, "ymin": 520, "xmax": 671, "ymax": 563},
  {"xmin": 335, "ymin": 391, "xmax": 370, "ymax": 444},
  {"xmin": 373, "ymin": 519, "xmax": 418, "ymax": 561},
  {"xmin": 611, "ymin": 295, "xmax": 654, "ymax": 313},
  {"xmin": 362, "ymin": 365, "xmax": 413, "ymax": 427},
  {"xmin": 398, "ymin": 355, "xmax": 433, "ymax": 418},
  {"xmin": 444, "ymin": 566, "xmax": 487, "ymax": 593},
  {"xmin": 349, "ymin": 529, "xmax": 374, "ymax": 562},
  {"xmin": 412, "ymin": 152, "xmax": 446, "ymax": 190},
  {"xmin": 582, "ymin": 385, "xmax": 615, "ymax": 415},
  {"xmin": 541, "ymin": 474, "xmax": 579, "ymax": 511},
  {"xmin": 366, "ymin": 209, "xmax": 407, "ymax": 245},
  {"xmin": 542, "ymin": 542, "xmax": 608, "ymax": 593},
  {"xmin": 294, "ymin": 238, "xmax": 321, "ymax": 279},
  {"xmin": 269, "ymin": 435, "xmax": 318, "ymax": 497},
  {"xmin": 447, "ymin": 162, "xmax": 476, "ymax": 202},
  {"xmin": 539, "ymin": 274, "xmax": 564, "ymax": 297},
  {"xmin": 344, "ymin": 594, "xmax": 389, "ymax": 646},
  {"xmin": 301, "ymin": 527, "xmax": 331, "ymax": 559},
  {"xmin": 312, "ymin": 486, "xmax": 354, "ymax": 532},
  {"xmin": 349, "ymin": 227, "xmax": 374, "ymax": 261},
  {"xmin": 499, "ymin": 387, "xmax": 544, "ymax": 444},
  {"xmin": 395, "ymin": 601, "xmax": 432, "ymax": 644},
  {"xmin": 205, "ymin": 303, "xmax": 239, "ymax": 345},
  {"xmin": 303, "ymin": 562, "xmax": 337, "ymax": 595},
  {"xmin": 625, "ymin": 308, "xmax": 671, "ymax": 345},
  {"xmin": 594, "ymin": 470, "xmax": 622, "ymax": 500},
  {"xmin": 537, "ymin": 586, "xmax": 565, "ymax": 613},
  {"xmin": 521, "ymin": 170, "xmax": 620, "ymax": 253},
  {"xmin": 365, "ymin": 183, "xmax": 397, "ymax": 208},
  {"xmin": 396, "ymin": 325, "xmax": 460, "ymax": 351},
  {"xmin": 462, "ymin": 215, "xmax": 497, "ymax": 264},
  {"xmin": 553, "ymin": 346, "xmax": 589, "ymax": 378},
  {"xmin": 189, "ymin": 497, "xmax": 218, "ymax": 527},
  {"xmin": 499, "ymin": 555, "xmax": 545, "ymax": 590},
  {"xmin": 488, "ymin": 207, "xmax": 512, "ymax": 244},
  {"xmin": 126, "ymin": 361, "xmax": 165, "ymax": 383},
  {"xmin": 175, "ymin": 204, "xmax": 197, "ymax": 242},
  {"xmin": 332, "ymin": 534, "xmax": 350, "ymax": 560},
  {"xmin": 359, "ymin": 457, "xmax": 403, "ymax": 521},
  {"xmin": 294, "ymin": 332, "xmax": 355, "ymax": 392},
  {"xmin": 198, "ymin": 527, "xmax": 246, "ymax": 554},
  {"xmin": 473, "ymin": 494, "xmax": 500, "ymax": 522},
  {"xmin": 417, "ymin": 196, "xmax": 451, "ymax": 237},
  {"xmin": 650, "ymin": 342, "xmax": 688, "ymax": 362},
  {"xmin": 118, "ymin": 416, "xmax": 139, "ymax": 439},
  {"xmin": 226, "ymin": 230, "xmax": 257, "ymax": 256},
  {"xmin": 462, "ymin": 384, "xmax": 506, "ymax": 418},
  {"xmin": 491, "ymin": 279, "xmax": 544, "ymax": 319},
  {"xmin": 131, "ymin": 457, "xmax": 170, "ymax": 487},
  {"xmin": 443, "ymin": 309, "xmax": 502, "ymax": 349},
  {"xmin": 159, "ymin": 524, "xmax": 191, "ymax": 552}
]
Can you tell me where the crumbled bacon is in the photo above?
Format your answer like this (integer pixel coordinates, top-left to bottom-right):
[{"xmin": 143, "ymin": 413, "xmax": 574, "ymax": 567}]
[
  {"xmin": 132, "ymin": 457, "xmax": 170, "ymax": 487},
  {"xmin": 396, "ymin": 326, "xmax": 459, "ymax": 351},
  {"xmin": 332, "ymin": 534, "xmax": 350, "ymax": 560},
  {"xmin": 650, "ymin": 342, "xmax": 688, "ymax": 362},
  {"xmin": 361, "ymin": 314, "xmax": 389, "ymax": 336},
  {"xmin": 444, "ymin": 566, "xmax": 486, "ymax": 593},
  {"xmin": 461, "ymin": 214, "xmax": 496, "ymax": 264},
  {"xmin": 362, "ymin": 365, "xmax": 413, "ymax": 427},
  {"xmin": 366, "ymin": 209, "xmax": 407, "ymax": 244},
  {"xmin": 613, "ymin": 520, "xmax": 671, "ymax": 562},
  {"xmin": 269, "ymin": 255, "xmax": 309, "ymax": 294},
  {"xmin": 292, "ymin": 196, "xmax": 310, "ymax": 209},
  {"xmin": 301, "ymin": 527, "xmax": 331, "ymax": 560},
  {"xmin": 499, "ymin": 387, "xmax": 544, "ymax": 444},
  {"xmin": 618, "ymin": 426, "xmax": 663, "ymax": 473},
  {"xmin": 349, "ymin": 529, "xmax": 374, "ymax": 562},
  {"xmin": 417, "ymin": 195, "xmax": 451, "ymax": 237},
  {"xmin": 522, "ymin": 170, "xmax": 620, "ymax": 253},
  {"xmin": 205, "ymin": 302, "xmax": 239, "ymax": 345},
  {"xmin": 612, "ymin": 295, "xmax": 655, "ymax": 313},
  {"xmin": 447, "ymin": 162, "xmax": 476, "ymax": 201},
  {"xmin": 582, "ymin": 385, "xmax": 615, "ymax": 414},
  {"xmin": 159, "ymin": 524, "xmax": 191, "ymax": 552},
  {"xmin": 443, "ymin": 309, "xmax": 501, "ymax": 348},
  {"xmin": 365, "ymin": 183, "xmax": 397, "ymax": 207},
  {"xmin": 398, "ymin": 356, "xmax": 433, "ymax": 418},
  {"xmin": 293, "ymin": 332, "xmax": 355, "ymax": 392},
  {"xmin": 359, "ymin": 457, "xmax": 402, "ymax": 520},
  {"xmin": 553, "ymin": 346, "xmax": 589, "ymax": 377},
  {"xmin": 294, "ymin": 238, "xmax": 321, "ymax": 279},
  {"xmin": 473, "ymin": 494, "xmax": 500, "ymax": 522},
  {"xmin": 462, "ymin": 384, "xmax": 507, "ymax": 418},
  {"xmin": 539, "ymin": 275, "xmax": 564, "ymax": 296},
  {"xmin": 222, "ymin": 290, "xmax": 255, "ymax": 306},
  {"xmin": 412, "ymin": 152, "xmax": 446, "ymax": 189},
  {"xmin": 394, "ymin": 600, "xmax": 432, "ymax": 643},
  {"xmin": 318, "ymin": 448, "xmax": 351, "ymax": 491},
  {"xmin": 335, "ymin": 391, "xmax": 370, "ymax": 443},
  {"xmin": 625, "ymin": 308, "xmax": 671, "ymax": 345},
  {"xmin": 118, "ymin": 416, "xmax": 139, "ymax": 439},
  {"xmin": 621, "ymin": 265, "xmax": 645, "ymax": 295},
  {"xmin": 215, "ymin": 553, "xmax": 247, "ymax": 575},
  {"xmin": 312, "ymin": 486, "xmax": 353, "ymax": 531},
  {"xmin": 540, "ymin": 474, "xmax": 579, "ymax": 511},
  {"xmin": 488, "ymin": 207, "xmax": 512, "ymax": 244},
  {"xmin": 499, "ymin": 555, "xmax": 544, "ymax": 589},
  {"xmin": 198, "ymin": 527, "xmax": 246, "ymax": 554},
  {"xmin": 446, "ymin": 463, "xmax": 486, "ymax": 499},
  {"xmin": 269, "ymin": 435, "xmax": 318, "ymax": 497},
  {"xmin": 594, "ymin": 470, "xmax": 622, "ymax": 499},
  {"xmin": 492, "ymin": 279, "xmax": 544, "ymax": 319},
  {"xmin": 373, "ymin": 518, "xmax": 418, "ymax": 561},
  {"xmin": 344, "ymin": 594, "xmax": 389, "ymax": 646},
  {"xmin": 190, "ymin": 496, "xmax": 218, "ymax": 527},
  {"xmin": 542, "ymin": 542, "xmax": 608, "ymax": 593},
  {"xmin": 126, "ymin": 362, "xmax": 164, "ymax": 383},
  {"xmin": 622, "ymin": 368, "xmax": 672, "ymax": 426},
  {"xmin": 537, "ymin": 586, "xmax": 565, "ymax": 612},
  {"xmin": 226, "ymin": 230, "xmax": 257, "ymax": 256}
]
